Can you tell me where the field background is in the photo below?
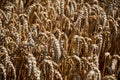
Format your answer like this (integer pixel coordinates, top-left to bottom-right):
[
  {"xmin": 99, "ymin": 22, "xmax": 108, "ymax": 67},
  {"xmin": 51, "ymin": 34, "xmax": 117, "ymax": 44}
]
[{"xmin": 0, "ymin": 0, "xmax": 120, "ymax": 80}]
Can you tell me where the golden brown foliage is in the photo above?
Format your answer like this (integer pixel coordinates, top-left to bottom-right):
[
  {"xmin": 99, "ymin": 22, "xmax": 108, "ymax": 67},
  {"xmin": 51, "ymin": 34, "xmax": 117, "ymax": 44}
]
[{"xmin": 0, "ymin": 0, "xmax": 120, "ymax": 80}]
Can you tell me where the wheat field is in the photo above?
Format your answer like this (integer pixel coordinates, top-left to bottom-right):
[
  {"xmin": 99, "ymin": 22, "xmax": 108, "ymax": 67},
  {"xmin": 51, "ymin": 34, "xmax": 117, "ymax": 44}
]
[{"xmin": 0, "ymin": 0, "xmax": 120, "ymax": 80}]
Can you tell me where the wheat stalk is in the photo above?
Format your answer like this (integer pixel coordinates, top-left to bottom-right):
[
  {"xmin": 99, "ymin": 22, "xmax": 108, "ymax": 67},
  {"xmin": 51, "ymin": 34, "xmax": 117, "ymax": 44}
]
[{"xmin": 0, "ymin": 64, "xmax": 6, "ymax": 80}]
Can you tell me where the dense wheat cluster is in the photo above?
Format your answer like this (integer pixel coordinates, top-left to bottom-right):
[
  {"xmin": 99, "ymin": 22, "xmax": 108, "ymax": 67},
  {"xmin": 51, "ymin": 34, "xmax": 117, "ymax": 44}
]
[{"xmin": 0, "ymin": 0, "xmax": 120, "ymax": 80}]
